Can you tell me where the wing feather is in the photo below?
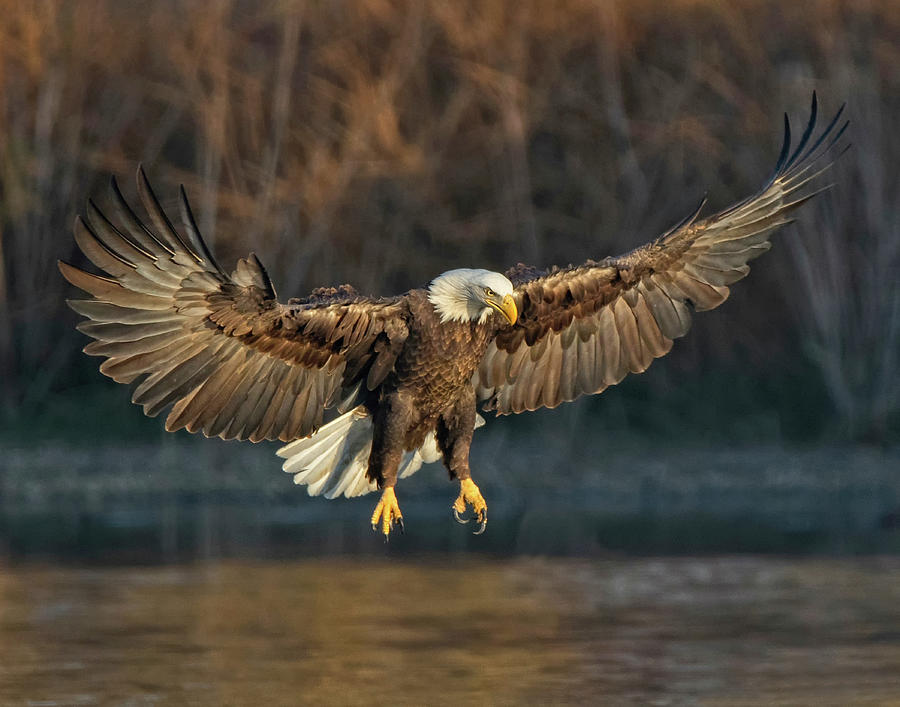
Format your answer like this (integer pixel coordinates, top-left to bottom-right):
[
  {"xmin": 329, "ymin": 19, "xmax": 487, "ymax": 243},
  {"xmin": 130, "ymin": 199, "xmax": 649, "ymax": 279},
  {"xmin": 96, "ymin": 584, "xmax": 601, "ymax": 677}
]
[
  {"xmin": 541, "ymin": 335, "xmax": 563, "ymax": 408},
  {"xmin": 61, "ymin": 169, "xmax": 409, "ymax": 442},
  {"xmin": 575, "ymin": 331, "xmax": 596, "ymax": 392},
  {"xmin": 108, "ymin": 175, "xmax": 176, "ymax": 259},
  {"xmin": 68, "ymin": 300, "xmax": 180, "ymax": 325},
  {"xmin": 209, "ymin": 355, "xmax": 272, "ymax": 439},
  {"xmin": 558, "ymin": 338, "xmax": 579, "ymax": 403},
  {"xmin": 222, "ymin": 359, "xmax": 275, "ymax": 438},
  {"xmin": 268, "ymin": 366, "xmax": 304, "ymax": 440},
  {"xmin": 478, "ymin": 94, "xmax": 847, "ymax": 413},
  {"xmin": 137, "ymin": 342, "xmax": 227, "ymax": 418},
  {"xmin": 597, "ymin": 305, "xmax": 622, "ymax": 386},
  {"xmin": 167, "ymin": 343, "xmax": 245, "ymax": 431},
  {"xmin": 77, "ymin": 319, "xmax": 184, "ymax": 342},
  {"xmin": 632, "ymin": 293, "xmax": 672, "ymax": 360}
]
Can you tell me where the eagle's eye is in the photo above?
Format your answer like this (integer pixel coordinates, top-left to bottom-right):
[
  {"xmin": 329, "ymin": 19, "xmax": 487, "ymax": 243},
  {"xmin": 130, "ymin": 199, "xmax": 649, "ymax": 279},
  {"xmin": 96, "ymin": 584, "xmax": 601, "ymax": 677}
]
[{"xmin": 484, "ymin": 287, "xmax": 495, "ymax": 297}]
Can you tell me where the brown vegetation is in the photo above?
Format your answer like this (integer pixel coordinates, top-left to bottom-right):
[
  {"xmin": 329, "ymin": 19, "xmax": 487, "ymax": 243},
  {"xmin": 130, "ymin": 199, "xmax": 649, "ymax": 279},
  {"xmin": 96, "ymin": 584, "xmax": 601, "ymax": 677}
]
[{"xmin": 0, "ymin": 0, "xmax": 897, "ymax": 439}]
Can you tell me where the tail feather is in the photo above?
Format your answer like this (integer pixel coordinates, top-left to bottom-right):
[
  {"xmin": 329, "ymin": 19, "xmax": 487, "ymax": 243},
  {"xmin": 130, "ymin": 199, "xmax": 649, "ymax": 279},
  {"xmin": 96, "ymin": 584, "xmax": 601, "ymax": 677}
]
[
  {"xmin": 304, "ymin": 435, "xmax": 357, "ymax": 496},
  {"xmin": 276, "ymin": 405, "xmax": 487, "ymax": 499},
  {"xmin": 326, "ymin": 439, "xmax": 377, "ymax": 499},
  {"xmin": 277, "ymin": 406, "xmax": 378, "ymax": 499}
]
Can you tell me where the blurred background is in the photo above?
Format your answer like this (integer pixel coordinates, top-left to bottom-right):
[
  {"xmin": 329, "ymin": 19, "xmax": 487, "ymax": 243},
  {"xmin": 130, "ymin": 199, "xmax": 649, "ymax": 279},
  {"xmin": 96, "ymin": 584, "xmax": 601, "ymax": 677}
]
[{"xmin": 0, "ymin": 0, "xmax": 899, "ymax": 703}]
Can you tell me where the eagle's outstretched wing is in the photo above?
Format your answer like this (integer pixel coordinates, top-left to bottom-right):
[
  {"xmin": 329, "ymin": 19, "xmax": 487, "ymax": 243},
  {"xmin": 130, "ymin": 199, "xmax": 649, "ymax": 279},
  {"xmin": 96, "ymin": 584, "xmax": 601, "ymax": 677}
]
[
  {"xmin": 476, "ymin": 93, "xmax": 848, "ymax": 414},
  {"xmin": 60, "ymin": 169, "xmax": 409, "ymax": 442}
]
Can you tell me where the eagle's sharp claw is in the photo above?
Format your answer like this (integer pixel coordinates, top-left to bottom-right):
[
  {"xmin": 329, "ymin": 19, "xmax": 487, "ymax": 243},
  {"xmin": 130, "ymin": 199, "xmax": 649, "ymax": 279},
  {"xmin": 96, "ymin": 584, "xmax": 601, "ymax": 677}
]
[
  {"xmin": 370, "ymin": 487, "xmax": 403, "ymax": 539},
  {"xmin": 453, "ymin": 508, "xmax": 469, "ymax": 524},
  {"xmin": 453, "ymin": 478, "xmax": 488, "ymax": 536}
]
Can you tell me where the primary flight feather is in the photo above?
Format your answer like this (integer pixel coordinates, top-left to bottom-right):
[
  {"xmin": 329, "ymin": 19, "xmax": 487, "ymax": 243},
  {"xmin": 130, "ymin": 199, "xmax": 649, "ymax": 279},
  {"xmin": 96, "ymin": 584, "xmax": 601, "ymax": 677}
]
[{"xmin": 60, "ymin": 93, "xmax": 847, "ymax": 537}]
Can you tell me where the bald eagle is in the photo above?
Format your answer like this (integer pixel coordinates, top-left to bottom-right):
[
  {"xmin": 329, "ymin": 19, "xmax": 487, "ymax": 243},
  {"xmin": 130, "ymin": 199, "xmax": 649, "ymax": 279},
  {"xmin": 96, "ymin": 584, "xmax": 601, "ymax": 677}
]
[{"xmin": 60, "ymin": 94, "xmax": 846, "ymax": 537}]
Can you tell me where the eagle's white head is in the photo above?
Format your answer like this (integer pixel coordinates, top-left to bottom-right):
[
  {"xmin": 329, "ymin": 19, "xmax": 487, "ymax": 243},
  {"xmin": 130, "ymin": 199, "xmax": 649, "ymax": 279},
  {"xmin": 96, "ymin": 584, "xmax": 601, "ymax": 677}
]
[{"xmin": 427, "ymin": 269, "xmax": 518, "ymax": 325}]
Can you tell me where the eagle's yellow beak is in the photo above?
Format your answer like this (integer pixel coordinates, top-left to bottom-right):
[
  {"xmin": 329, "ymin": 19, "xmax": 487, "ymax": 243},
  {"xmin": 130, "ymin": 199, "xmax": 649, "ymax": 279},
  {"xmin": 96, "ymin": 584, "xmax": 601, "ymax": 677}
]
[{"xmin": 488, "ymin": 293, "xmax": 518, "ymax": 325}]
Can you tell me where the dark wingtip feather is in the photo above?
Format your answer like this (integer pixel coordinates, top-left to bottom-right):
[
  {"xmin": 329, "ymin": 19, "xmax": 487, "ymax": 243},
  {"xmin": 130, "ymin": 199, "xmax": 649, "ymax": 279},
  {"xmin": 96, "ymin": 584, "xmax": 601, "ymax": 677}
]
[
  {"xmin": 835, "ymin": 140, "xmax": 853, "ymax": 161},
  {"xmin": 250, "ymin": 253, "xmax": 277, "ymax": 298},
  {"xmin": 660, "ymin": 193, "xmax": 708, "ymax": 242},
  {"xmin": 773, "ymin": 113, "xmax": 792, "ymax": 175},
  {"xmin": 109, "ymin": 173, "xmax": 175, "ymax": 257},
  {"xmin": 135, "ymin": 164, "xmax": 152, "ymax": 194},
  {"xmin": 786, "ymin": 91, "xmax": 819, "ymax": 167},
  {"xmin": 828, "ymin": 119, "xmax": 851, "ymax": 152},
  {"xmin": 179, "ymin": 184, "xmax": 223, "ymax": 273},
  {"xmin": 792, "ymin": 101, "xmax": 847, "ymax": 170},
  {"xmin": 135, "ymin": 165, "xmax": 200, "ymax": 263},
  {"xmin": 86, "ymin": 197, "xmax": 155, "ymax": 262},
  {"xmin": 109, "ymin": 174, "xmax": 128, "ymax": 213}
]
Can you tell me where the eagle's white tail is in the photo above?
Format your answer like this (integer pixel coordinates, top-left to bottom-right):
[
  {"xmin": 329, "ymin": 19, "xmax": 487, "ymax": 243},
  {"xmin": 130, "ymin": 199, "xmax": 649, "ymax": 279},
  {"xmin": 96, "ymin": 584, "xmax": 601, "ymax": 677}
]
[{"xmin": 276, "ymin": 405, "xmax": 484, "ymax": 499}]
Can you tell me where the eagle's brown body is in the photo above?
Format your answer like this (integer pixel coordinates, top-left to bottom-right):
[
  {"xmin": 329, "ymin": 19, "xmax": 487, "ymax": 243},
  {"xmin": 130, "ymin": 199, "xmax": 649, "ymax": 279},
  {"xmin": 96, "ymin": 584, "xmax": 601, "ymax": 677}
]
[
  {"xmin": 366, "ymin": 290, "xmax": 499, "ymax": 488},
  {"xmin": 59, "ymin": 93, "xmax": 846, "ymax": 536}
]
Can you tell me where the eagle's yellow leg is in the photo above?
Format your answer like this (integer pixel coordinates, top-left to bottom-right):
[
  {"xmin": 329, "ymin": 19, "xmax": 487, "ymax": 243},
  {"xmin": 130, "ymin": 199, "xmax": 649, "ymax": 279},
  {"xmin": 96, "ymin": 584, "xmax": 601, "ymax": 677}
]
[
  {"xmin": 452, "ymin": 478, "xmax": 488, "ymax": 535},
  {"xmin": 370, "ymin": 487, "xmax": 404, "ymax": 539}
]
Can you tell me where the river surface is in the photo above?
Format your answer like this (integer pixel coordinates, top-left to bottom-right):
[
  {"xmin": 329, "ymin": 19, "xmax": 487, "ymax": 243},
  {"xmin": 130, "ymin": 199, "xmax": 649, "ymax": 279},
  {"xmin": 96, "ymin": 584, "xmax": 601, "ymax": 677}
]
[
  {"xmin": 2, "ymin": 441, "xmax": 899, "ymax": 703},
  {"xmin": 2, "ymin": 556, "xmax": 900, "ymax": 705}
]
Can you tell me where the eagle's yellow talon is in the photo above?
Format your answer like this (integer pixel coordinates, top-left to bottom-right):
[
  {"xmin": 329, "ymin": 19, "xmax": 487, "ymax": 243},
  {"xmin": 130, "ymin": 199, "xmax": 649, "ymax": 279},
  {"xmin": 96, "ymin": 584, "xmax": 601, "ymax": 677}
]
[
  {"xmin": 371, "ymin": 487, "xmax": 403, "ymax": 539},
  {"xmin": 453, "ymin": 478, "xmax": 488, "ymax": 534}
]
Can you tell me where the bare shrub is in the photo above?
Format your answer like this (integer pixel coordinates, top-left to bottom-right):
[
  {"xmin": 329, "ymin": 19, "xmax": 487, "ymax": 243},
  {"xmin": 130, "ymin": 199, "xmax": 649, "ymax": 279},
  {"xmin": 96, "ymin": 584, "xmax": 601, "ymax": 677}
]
[{"xmin": 0, "ymin": 0, "xmax": 896, "ymax": 439}]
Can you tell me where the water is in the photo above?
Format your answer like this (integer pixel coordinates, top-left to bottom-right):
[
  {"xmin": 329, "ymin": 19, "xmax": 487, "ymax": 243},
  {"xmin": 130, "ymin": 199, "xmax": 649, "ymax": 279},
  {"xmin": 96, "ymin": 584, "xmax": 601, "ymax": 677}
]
[
  {"xmin": 2, "ymin": 556, "xmax": 900, "ymax": 704},
  {"xmin": 3, "ymin": 440, "xmax": 900, "ymax": 560},
  {"xmin": 2, "ymin": 440, "xmax": 899, "ymax": 702}
]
